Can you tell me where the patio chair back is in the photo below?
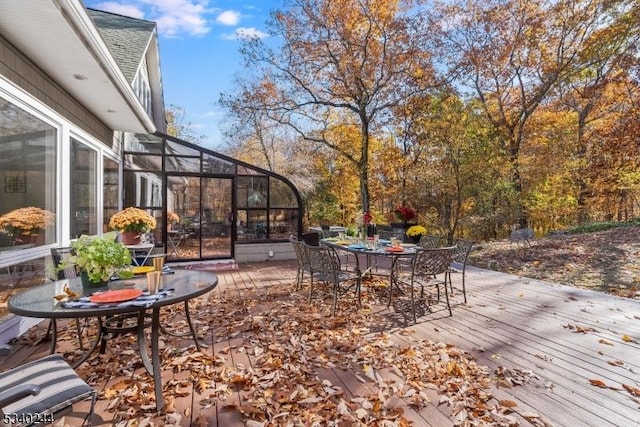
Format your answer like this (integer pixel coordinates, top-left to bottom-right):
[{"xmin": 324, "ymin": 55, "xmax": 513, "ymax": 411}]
[
  {"xmin": 404, "ymin": 246, "xmax": 455, "ymax": 321},
  {"xmin": 50, "ymin": 247, "xmax": 79, "ymax": 280},
  {"xmin": 451, "ymin": 239, "xmax": 474, "ymax": 303},
  {"xmin": 417, "ymin": 234, "xmax": 443, "ymax": 249},
  {"xmin": 305, "ymin": 244, "xmax": 359, "ymax": 314},
  {"xmin": 290, "ymin": 238, "xmax": 311, "ymax": 290}
]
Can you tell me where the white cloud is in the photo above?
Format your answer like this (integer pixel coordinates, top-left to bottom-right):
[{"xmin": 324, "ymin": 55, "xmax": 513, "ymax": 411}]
[
  {"xmin": 221, "ymin": 27, "xmax": 268, "ymax": 40},
  {"xmin": 216, "ymin": 10, "xmax": 240, "ymax": 26},
  {"xmin": 89, "ymin": 1, "xmax": 212, "ymax": 37}
]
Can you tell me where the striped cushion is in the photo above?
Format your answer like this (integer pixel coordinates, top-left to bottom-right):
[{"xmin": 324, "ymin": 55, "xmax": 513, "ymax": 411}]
[{"xmin": 1, "ymin": 354, "xmax": 95, "ymax": 426}]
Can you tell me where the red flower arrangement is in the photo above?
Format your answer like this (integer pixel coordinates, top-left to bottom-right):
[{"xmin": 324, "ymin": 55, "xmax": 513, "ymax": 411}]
[
  {"xmin": 394, "ymin": 206, "xmax": 416, "ymax": 222},
  {"xmin": 363, "ymin": 211, "xmax": 373, "ymax": 224}
]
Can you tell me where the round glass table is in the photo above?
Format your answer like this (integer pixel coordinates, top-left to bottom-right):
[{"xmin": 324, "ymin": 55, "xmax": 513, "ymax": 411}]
[{"xmin": 8, "ymin": 269, "xmax": 218, "ymax": 411}]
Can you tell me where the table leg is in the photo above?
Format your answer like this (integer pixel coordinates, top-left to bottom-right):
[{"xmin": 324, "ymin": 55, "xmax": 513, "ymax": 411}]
[
  {"xmin": 151, "ymin": 308, "xmax": 163, "ymax": 411},
  {"xmin": 184, "ymin": 300, "xmax": 201, "ymax": 351},
  {"xmin": 158, "ymin": 301, "xmax": 202, "ymax": 351},
  {"xmin": 388, "ymin": 257, "xmax": 402, "ymax": 307},
  {"xmin": 135, "ymin": 308, "xmax": 163, "ymax": 410},
  {"xmin": 71, "ymin": 317, "xmax": 104, "ymax": 368},
  {"xmin": 137, "ymin": 311, "xmax": 154, "ymax": 375},
  {"xmin": 49, "ymin": 318, "xmax": 57, "ymax": 354}
]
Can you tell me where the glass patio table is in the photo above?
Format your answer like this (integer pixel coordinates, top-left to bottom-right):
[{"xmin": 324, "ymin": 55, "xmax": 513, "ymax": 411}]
[
  {"xmin": 8, "ymin": 269, "xmax": 218, "ymax": 411},
  {"xmin": 321, "ymin": 238, "xmax": 418, "ymax": 305}
]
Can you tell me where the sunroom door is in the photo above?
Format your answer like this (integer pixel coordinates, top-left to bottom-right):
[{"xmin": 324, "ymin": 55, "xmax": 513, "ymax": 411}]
[{"xmin": 166, "ymin": 174, "xmax": 233, "ymax": 261}]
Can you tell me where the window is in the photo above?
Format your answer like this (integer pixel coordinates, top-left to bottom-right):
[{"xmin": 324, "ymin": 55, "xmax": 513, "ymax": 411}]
[
  {"xmin": 103, "ymin": 156, "xmax": 119, "ymax": 233},
  {"xmin": 70, "ymin": 138, "xmax": 97, "ymax": 238},
  {"xmin": 0, "ymin": 97, "xmax": 57, "ymax": 250},
  {"xmin": 133, "ymin": 61, "xmax": 152, "ymax": 117}
]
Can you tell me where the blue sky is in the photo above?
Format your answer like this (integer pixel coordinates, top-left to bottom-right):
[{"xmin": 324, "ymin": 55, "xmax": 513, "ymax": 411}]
[{"xmin": 86, "ymin": 0, "xmax": 284, "ymax": 149}]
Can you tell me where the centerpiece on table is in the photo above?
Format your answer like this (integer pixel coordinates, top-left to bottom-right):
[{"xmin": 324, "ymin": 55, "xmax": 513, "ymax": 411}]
[
  {"xmin": 406, "ymin": 225, "xmax": 427, "ymax": 244},
  {"xmin": 0, "ymin": 206, "xmax": 55, "ymax": 245},
  {"xmin": 66, "ymin": 232, "xmax": 134, "ymax": 288},
  {"xmin": 355, "ymin": 211, "xmax": 374, "ymax": 240},
  {"xmin": 108, "ymin": 207, "xmax": 157, "ymax": 245}
]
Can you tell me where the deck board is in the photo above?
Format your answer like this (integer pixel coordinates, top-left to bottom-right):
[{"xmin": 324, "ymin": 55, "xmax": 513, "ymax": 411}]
[{"xmin": 2, "ymin": 260, "xmax": 640, "ymax": 426}]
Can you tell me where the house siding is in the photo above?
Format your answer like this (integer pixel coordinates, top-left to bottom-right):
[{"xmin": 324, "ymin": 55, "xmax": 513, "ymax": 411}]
[{"xmin": 0, "ymin": 34, "xmax": 113, "ymax": 147}]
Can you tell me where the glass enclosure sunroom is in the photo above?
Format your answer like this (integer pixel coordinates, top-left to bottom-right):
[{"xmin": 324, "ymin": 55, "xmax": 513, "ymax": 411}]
[{"xmin": 124, "ymin": 133, "xmax": 302, "ymax": 262}]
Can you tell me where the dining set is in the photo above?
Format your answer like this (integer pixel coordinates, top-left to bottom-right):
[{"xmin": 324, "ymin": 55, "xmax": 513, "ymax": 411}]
[
  {"xmin": 6, "ymin": 267, "xmax": 218, "ymax": 414},
  {"xmin": 291, "ymin": 233, "xmax": 474, "ymax": 322}
]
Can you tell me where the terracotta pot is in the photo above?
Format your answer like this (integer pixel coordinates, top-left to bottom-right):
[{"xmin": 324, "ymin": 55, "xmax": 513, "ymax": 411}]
[
  {"xmin": 120, "ymin": 231, "xmax": 141, "ymax": 245},
  {"xmin": 16, "ymin": 233, "xmax": 45, "ymax": 246}
]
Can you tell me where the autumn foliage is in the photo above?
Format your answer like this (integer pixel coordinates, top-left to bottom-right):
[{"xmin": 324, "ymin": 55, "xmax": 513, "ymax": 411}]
[{"xmin": 221, "ymin": 0, "xmax": 640, "ymax": 241}]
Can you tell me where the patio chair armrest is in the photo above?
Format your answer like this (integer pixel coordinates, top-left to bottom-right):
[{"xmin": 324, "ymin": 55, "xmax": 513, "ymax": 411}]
[
  {"xmin": 0, "ymin": 344, "xmax": 11, "ymax": 357},
  {"xmin": 0, "ymin": 384, "xmax": 41, "ymax": 409}
]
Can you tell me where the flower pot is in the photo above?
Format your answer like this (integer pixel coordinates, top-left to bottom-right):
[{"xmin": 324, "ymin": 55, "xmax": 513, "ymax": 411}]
[
  {"xmin": 120, "ymin": 231, "xmax": 140, "ymax": 245},
  {"xmin": 390, "ymin": 222, "xmax": 417, "ymax": 242},
  {"xmin": 80, "ymin": 271, "xmax": 109, "ymax": 289},
  {"xmin": 16, "ymin": 233, "xmax": 45, "ymax": 246}
]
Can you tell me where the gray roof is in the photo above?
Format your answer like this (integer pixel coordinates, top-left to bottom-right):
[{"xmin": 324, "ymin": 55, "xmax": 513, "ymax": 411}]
[{"xmin": 87, "ymin": 9, "xmax": 156, "ymax": 83}]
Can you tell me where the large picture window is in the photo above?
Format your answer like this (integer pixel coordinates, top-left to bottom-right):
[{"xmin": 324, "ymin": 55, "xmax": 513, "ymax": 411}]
[
  {"xmin": 103, "ymin": 156, "xmax": 119, "ymax": 233},
  {"xmin": 70, "ymin": 138, "xmax": 97, "ymax": 238},
  {"xmin": 0, "ymin": 97, "xmax": 57, "ymax": 250}
]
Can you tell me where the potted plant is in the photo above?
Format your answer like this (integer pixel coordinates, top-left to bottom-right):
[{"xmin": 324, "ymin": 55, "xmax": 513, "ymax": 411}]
[
  {"xmin": 108, "ymin": 207, "xmax": 157, "ymax": 245},
  {"xmin": 167, "ymin": 211, "xmax": 180, "ymax": 230},
  {"xmin": 68, "ymin": 232, "xmax": 134, "ymax": 287},
  {"xmin": 0, "ymin": 206, "xmax": 54, "ymax": 245},
  {"xmin": 393, "ymin": 206, "xmax": 416, "ymax": 224},
  {"xmin": 406, "ymin": 225, "xmax": 427, "ymax": 244}
]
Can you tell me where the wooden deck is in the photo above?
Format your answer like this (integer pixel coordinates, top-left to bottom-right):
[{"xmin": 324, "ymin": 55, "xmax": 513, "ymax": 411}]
[{"xmin": 2, "ymin": 260, "xmax": 640, "ymax": 426}]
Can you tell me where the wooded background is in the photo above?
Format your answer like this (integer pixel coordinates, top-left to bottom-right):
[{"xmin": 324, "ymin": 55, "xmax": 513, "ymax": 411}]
[{"xmin": 212, "ymin": 0, "xmax": 639, "ymax": 242}]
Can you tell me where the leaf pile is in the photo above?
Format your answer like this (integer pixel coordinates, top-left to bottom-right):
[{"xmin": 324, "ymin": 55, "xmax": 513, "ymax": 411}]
[
  {"xmin": 469, "ymin": 226, "xmax": 640, "ymax": 298},
  {"xmin": 48, "ymin": 283, "xmax": 530, "ymax": 425}
]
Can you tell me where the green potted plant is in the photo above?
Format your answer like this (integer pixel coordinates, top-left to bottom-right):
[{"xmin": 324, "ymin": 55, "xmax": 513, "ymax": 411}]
[{"xmin": 68, "ymin": 232, "xmax": 134, "ymax": 287}]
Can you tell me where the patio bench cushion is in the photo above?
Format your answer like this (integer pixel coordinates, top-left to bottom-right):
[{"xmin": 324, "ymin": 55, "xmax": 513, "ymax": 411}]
[{"xmin": 0, "ymin": 354, "xmax": 96, "ymax": 426}]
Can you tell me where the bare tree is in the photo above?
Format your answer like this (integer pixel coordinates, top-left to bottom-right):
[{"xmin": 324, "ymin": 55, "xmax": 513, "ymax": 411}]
[{"xmin": 221, "ymin": 0, "xmax": 440, "ymax": 212}]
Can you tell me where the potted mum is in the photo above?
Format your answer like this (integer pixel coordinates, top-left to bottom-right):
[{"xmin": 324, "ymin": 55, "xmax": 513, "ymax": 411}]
[
  {"xmin": 109, "ymin": 207, "xmax": 157, "ymax": 245},
  {"xmin": 406, "ymin": 225, "xmax": 427, "ymax": 244},
  {"xmin": 0, "ymin": 206, "xmax": 55, "ymax": 245},
  {"xmin": 167, "ymin": 211, "xmax": 180, "ymax": 230},
  {"xmin": 67, "ymin": 232, "xmax": 133, "ymax": 288}
]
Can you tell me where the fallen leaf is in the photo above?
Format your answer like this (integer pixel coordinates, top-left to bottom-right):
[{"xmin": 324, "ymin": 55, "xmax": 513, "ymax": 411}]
[
  {"xmin": 623, "ymin": 384, "xmax": 640, "ymax": 397},
  {"xmin": 590, "ymin": 379, "xmax": 608, "ymax": 388},
  {"xmin": 499, "ymin": 399, "xmax": 518, "ymax": 408}
]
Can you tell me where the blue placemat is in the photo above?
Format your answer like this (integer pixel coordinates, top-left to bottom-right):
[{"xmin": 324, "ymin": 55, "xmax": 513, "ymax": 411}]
[
  {"xmin": 60, "ymin": 289, "xmax": 174, "ymax": 309},
  {"xmin": 347, "ymin": 244, "xmax": 367, "ymax": 250}
]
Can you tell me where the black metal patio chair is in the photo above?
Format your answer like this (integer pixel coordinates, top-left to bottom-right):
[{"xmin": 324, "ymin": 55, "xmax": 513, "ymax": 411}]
[
  {"xmin": 450, "ymin": 239, "xmax": 474, "ymax": 303},
  {"xmin": 305, "ymin": 244, "xmax": 361, "ymax": 315},
  {"xmin": 396, "ymin": 246, "xmax": 455, "ymax": 323},
  {"xmin": 290, "ymin": 237, "xmax": 311, "ymax": 290}
]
